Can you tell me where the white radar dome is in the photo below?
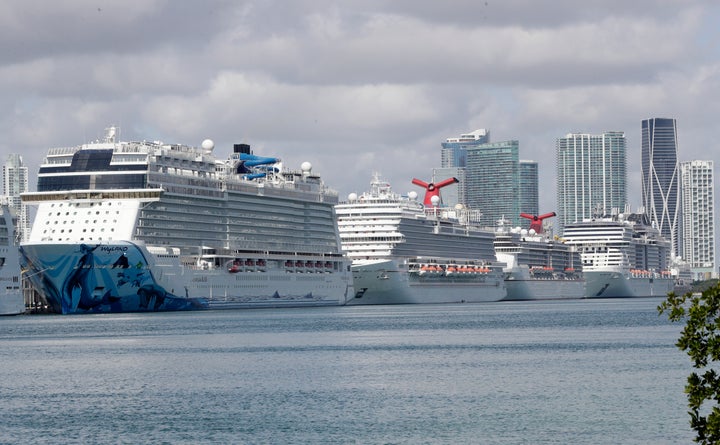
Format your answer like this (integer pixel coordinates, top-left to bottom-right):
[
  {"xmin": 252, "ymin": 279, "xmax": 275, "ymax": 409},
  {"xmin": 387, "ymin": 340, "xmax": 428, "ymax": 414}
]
[
  {"xmin": 430, "ymin": 195, "xmax": 440, "ymax": 206},
  {"xmin": 348, "ymin": 192, "xmax": 358, "ymax": 202},
  {"xmin": 529, "ymin": 229, "xmax": 536, "ymax": 235},
  {"xmin": 301, "ymin": 161, "xmax": 312, "ymax": 173},
  {"xmin": 408, "ymin": 191, "xmax": 418, "ymax": 200},
  {"xmin": 521, "ymin": 229, "xmax": 528, "ymax": 236},
  {"xmin": 201, "ymin": 139, "xmax": 215, "ymax": 153}
]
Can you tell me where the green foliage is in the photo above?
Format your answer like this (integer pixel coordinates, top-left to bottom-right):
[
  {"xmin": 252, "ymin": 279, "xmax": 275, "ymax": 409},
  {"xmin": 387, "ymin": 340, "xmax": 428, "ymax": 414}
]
[{"xmin": 659, "ymin": 284, "xmax": 720, "ymax": 443}]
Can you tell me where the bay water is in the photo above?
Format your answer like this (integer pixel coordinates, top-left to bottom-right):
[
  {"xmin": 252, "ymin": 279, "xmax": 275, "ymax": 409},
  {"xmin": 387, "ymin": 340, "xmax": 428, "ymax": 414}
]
[{"xmin": 1, "ymin": 298, "xmax": 694, "ymax": 444}]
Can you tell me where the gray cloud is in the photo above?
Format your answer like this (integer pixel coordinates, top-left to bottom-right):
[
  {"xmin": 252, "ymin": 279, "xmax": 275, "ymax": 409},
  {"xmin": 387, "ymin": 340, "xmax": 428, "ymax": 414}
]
[{"xmin": 0, "ymin": 0, "xmax": 718, "ymax": 231}]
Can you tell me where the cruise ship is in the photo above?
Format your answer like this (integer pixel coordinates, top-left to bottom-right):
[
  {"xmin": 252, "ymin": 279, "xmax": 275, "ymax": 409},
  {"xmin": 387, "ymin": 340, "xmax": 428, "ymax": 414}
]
[
  {"xmin": 561, "ymin": 210, "xmax": 673, "ymax": 298},
  {"xmin": 0, "ymin": 203, "xmax": 23, "ymax": 315},
  {"xmin": 335, "ymin": 174, "xmax": 506, "ymax": 304},
  {"xmin": 19, "ymin": 127, "xmax": 353, "ymax": 314},
  {"xmin": 494, "ymin": 213, "xmax": 585, "ymax": 301}
]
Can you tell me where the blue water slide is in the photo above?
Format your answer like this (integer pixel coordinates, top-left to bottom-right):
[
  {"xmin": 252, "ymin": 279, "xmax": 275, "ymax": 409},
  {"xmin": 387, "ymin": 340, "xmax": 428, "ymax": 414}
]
[
  {"xmin": 243, "ymin": 173, "xmax": 267, "ymax": 180},
  {"xmin": 239, "ymin": 153, "xmax": 279, "ymax": 167}
]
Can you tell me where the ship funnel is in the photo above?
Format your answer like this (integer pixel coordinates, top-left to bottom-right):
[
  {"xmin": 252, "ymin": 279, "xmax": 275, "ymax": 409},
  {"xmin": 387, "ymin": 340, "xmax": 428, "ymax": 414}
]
[{"xmin": 411, "ymin": 177, "xmax": 458, "ymax": 206}]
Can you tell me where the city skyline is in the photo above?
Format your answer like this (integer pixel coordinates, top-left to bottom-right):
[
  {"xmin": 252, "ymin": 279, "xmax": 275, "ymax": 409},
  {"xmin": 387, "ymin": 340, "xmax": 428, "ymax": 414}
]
[{"xmin": 0, "ymin": 2, "xmax": 718, "ymax": 258}]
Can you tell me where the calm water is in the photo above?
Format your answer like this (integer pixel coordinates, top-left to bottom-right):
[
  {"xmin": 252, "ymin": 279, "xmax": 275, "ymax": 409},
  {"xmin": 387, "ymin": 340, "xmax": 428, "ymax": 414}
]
[{"xmin": 1, "ymin": 298, "xmax": 694, "ymax": 444}]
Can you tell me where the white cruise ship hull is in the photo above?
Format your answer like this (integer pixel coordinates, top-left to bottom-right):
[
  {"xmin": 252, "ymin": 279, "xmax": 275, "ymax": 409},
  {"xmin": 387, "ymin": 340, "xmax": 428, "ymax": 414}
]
[
  {"xmin": 585, "ymin": 269, "xmax": 674, "ymax": 298},
  {"xmin": 20, "ymin": 241, "xmax": 352, "ymax": 314},
  {"xmin": 347, "ymin": 259, "xmax": 506, "ymax": 305},
  {"xmin": 0, "ymin": 293, "xmax": 24, "ymax": 315},
  {"xmin": 501, "ymin": 266, "xmax": 585, "ymax": 301}
]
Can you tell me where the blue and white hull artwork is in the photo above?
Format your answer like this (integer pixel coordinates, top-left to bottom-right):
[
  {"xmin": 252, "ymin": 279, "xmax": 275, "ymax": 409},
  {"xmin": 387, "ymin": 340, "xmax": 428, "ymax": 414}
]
[{"xmin": 19, "ymin": 241, "xmax": 207, "ymax": 314}]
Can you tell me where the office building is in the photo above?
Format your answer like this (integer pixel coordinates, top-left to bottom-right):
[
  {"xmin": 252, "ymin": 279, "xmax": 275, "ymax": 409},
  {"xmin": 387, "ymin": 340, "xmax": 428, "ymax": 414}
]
[
  {"xmin": 641, "ymin": 117, "xmax": 680, "ymax": 256},
  {"xmin": 519, "ymin": 160, "xmax": 539, "ymax": 217},
  {"xmin": 2, "ymin": 154, "xmax": 29, "ymax": 242},
  {"xmin": 440, "ymin": 129, "xmax": 490, "ymax": 168},
  {"xmin": 556, "ymin": 132, "xmax": 627, "ymax": 230},
  {"xmin": 465, "ymin": 140, "xmax": 520, "ymax": 227},
  {"xmin": 680, "ymin": 160, "xmax": 715, "ymax": 279}
]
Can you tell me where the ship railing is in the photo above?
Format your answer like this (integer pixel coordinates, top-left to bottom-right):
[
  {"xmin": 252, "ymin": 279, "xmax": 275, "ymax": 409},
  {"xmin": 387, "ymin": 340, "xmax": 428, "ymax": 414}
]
[{"xmin": 46, "ymin": 146, "xmax": 81, "ymax": 156}]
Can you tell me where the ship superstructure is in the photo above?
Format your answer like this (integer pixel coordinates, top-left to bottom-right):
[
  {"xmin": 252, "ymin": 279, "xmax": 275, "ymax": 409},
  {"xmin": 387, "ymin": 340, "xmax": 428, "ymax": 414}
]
[
  {"xmin": 494, "ymin": 215, "xmax": 585, "ymax": 300},
  {"xmin": 335, "ymin": 173, "xmax": 506, "ymax": 304},
  {"xmin": 0, "ymin": 203, "xmax": 23, "ymax": 315},
  {"xmin": 561, "ymin": 210, "xmax": 673, "ymax": 298},
  {"xmin": 20, "ymin": 127, "xmax": 353, "ymax": 314}
]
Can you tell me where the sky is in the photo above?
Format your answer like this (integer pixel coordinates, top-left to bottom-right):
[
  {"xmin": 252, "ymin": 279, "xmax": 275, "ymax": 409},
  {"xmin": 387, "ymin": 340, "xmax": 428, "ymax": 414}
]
[{"xmin": 2, "ymin": 0, "xmax": 719, "ymax": 221}]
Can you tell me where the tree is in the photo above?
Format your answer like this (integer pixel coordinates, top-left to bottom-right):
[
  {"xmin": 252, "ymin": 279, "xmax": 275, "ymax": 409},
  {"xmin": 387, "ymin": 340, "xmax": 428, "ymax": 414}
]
[{"xmin": 659, "ymin": 284, "xmax": 720, "ymax": 444}]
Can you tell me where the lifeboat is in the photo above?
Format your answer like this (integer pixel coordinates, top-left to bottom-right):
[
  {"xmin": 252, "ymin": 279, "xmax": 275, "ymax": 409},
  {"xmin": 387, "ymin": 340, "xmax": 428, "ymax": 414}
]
[{"xmin": 228, "ymin": 260, "xmax": 242, "ymax": 273}]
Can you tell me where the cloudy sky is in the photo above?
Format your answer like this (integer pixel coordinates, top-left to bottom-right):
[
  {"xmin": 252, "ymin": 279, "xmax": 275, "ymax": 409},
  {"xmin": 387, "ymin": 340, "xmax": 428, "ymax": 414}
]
[{"xmin": 2, "ymin": 0, "xmax": 719, "ymax": 218}]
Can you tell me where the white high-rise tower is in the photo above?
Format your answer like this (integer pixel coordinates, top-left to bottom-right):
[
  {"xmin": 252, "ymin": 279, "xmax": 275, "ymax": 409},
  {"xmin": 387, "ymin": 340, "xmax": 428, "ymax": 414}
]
[
  {"xmin": 2, "ymin": 154, "xmax": 29, "ymax": 242},
  {"xmin": 680, "ymin": 160, "xmax": 715, "ymax": 279}
]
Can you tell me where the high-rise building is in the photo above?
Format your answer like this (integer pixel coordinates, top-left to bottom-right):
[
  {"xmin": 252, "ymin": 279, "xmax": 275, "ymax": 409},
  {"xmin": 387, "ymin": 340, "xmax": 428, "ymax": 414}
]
[
  {"xmin": 519, "ymin": 160, "xmax": 539, "ymax": 217},
  {"xmin": 2, "ymin": 154, "xmax": 29, "ymax": 242},
  {"xmin": 440, "ymin": 129, "xmax": 490, "ymax": 168},
  {"xmin": 680, "ymin": 160, "xmax": 715, "ymax": 279},
  {"xmin": 465, "ymin": 140, "xmax": 520, "ymax": 227},
  {"xmin": 641, "ymin": 117, "xmax": 680, "ymax": 257},
  {"xmin": 556, "ymin": 132, "xmax": 627, "ymax": 230}
]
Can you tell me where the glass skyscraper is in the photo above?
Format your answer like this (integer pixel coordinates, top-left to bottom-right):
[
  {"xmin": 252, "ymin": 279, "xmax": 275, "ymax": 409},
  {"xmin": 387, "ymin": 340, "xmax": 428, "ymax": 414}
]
[
  {"xmin": 440, "ymin": 129, "xmax": 490, "ymax": 168},
  {"xmin": 680, "ymin": 160, "xmax": 715, "ymax": 279},
  {"xmin": 641, "ymin": 117, "xmax": 680, "ymax": 257},
  {"xmin": 465, "ymin": 140, "xmax": 520, "ymax": 227},
  {"xmin": 556, "ymin": 132, "xmax": 627, "ymax": 230},
  {"xmin": 519, "ymin": 160, "xmax": 539, "ymax": 218}
]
